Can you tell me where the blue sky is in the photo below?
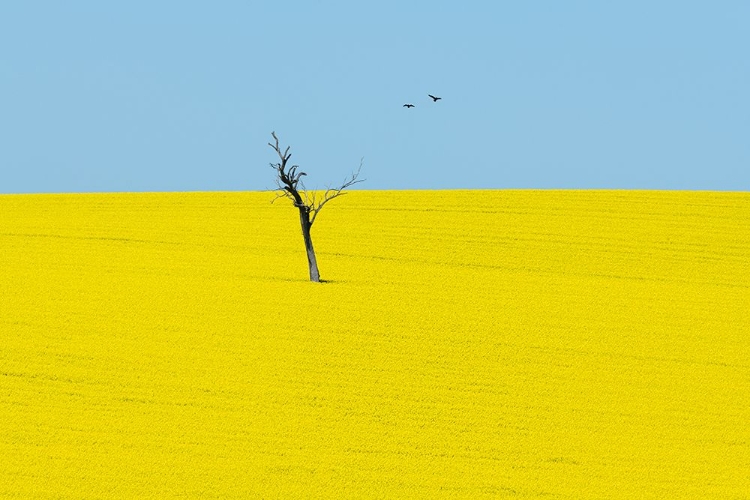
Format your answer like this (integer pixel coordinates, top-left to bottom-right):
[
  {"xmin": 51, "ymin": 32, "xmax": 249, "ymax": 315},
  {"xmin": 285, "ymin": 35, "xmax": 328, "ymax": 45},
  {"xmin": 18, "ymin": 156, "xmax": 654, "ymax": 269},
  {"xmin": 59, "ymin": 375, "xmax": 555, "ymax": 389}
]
[{"xmin": 1, "ymin": 1, "xmax": 748, "ymax": 193}]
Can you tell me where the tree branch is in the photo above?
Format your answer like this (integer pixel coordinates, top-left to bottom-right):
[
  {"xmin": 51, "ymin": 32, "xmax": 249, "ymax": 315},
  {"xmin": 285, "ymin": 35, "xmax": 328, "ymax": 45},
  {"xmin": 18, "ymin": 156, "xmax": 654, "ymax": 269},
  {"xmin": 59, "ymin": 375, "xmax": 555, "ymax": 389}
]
[
  {"xmin": 269, "ymin": 133, "xmax": 364, "ymax": 227},
  {"xmin": 269, "ymin": 131, "xmax": 306, "ymax": 207},
  {"xmin": 309, "ymin": 158, "xmax": 364, "ymax": 226}
]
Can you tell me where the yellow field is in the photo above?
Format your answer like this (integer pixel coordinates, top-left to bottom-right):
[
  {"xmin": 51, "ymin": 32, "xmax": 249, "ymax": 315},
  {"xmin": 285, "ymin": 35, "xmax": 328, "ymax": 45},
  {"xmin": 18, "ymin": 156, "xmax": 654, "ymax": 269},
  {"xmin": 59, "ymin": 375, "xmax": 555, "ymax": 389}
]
[{"xmin": 1, "ymin": 190, "xmax": 748, "ymax": 498}]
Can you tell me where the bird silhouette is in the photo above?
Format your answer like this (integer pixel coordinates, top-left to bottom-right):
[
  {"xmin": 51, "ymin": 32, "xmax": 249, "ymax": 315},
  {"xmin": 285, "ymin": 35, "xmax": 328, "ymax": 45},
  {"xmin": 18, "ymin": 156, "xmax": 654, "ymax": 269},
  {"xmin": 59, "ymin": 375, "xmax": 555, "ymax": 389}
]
[
  {"xmin": 403, "ymin": 104, "xmax": 415, "ymax": 108},
  {"xmin": 428, "ymin": 94, "xmax": 442, "ymax": 102}
]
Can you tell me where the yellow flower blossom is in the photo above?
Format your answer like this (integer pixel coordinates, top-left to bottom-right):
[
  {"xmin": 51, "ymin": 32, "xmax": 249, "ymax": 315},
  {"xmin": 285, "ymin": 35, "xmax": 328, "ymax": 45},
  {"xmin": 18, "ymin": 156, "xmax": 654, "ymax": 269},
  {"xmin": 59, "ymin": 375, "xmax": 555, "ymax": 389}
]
[{"xmin": 1, "ymin": 190, "xmax": 748, "ymax": 498}]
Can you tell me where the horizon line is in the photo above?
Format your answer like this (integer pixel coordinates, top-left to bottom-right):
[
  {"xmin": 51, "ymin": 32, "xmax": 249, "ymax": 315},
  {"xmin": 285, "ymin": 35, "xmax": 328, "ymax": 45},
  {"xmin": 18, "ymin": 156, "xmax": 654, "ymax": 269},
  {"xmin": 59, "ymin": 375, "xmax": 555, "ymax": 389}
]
[{"xmin": 2, "ymin": 187, "xmax": 748, "ymax": 196}]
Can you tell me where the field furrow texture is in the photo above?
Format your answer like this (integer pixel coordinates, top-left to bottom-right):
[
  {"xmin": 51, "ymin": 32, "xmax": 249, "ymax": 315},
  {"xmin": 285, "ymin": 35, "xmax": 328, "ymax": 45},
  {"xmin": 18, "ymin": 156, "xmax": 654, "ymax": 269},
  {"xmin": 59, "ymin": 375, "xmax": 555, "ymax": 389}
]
[{"xmin": 1, "ymin": 190, "xmax": 748, "ymax": 498}]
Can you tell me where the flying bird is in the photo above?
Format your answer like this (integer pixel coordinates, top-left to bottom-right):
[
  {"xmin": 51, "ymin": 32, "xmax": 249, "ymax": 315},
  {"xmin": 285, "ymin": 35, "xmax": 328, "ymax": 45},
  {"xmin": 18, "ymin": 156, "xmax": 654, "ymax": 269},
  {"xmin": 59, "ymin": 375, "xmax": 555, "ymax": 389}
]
[
  {"xmin": 403, "ymin": 104, "xmax": 415, "ymax": 108},
  {"xmin": 428, "ymin": 94, "xmax": 442, "ymax": 102}
]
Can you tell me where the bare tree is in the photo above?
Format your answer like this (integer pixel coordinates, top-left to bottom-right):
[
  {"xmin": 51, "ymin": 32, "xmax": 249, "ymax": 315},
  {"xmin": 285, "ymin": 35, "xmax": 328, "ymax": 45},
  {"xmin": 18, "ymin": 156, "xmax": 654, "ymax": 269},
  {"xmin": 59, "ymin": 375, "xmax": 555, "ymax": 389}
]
[{"xmin": 268, "ymin": 132, "xmax": 363, "ymax": 282}]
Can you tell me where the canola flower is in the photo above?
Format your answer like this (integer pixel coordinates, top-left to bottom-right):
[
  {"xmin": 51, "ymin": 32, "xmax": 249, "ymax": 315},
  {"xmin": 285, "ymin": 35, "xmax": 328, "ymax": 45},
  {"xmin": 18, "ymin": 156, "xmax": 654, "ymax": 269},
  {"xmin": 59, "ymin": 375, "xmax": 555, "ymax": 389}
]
[{"xmin": 1, "ymin": 190, "xmax": 748, "ymax": 498}]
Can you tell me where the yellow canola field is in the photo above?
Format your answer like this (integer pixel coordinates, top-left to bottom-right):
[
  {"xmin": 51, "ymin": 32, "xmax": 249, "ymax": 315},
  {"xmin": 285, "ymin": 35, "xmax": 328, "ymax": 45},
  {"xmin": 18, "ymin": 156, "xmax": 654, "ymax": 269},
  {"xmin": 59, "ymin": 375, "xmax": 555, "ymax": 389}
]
[{"xmin": 1, "ymin": 190, "xmax": 748, "ymax": 499}]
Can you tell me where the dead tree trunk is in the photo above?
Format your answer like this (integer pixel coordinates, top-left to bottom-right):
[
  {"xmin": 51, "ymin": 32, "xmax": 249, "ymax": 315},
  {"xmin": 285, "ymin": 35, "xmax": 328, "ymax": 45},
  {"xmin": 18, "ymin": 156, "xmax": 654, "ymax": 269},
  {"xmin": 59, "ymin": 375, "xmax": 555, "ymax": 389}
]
[
  {"xmin": 268, "ymin": 132, "xmax": 362, "ymax": 282},
  {"xmin": 298, "ymin": 205, "xmax": 320, "ymax": 282}
]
